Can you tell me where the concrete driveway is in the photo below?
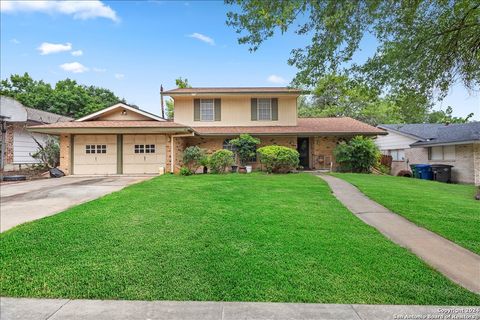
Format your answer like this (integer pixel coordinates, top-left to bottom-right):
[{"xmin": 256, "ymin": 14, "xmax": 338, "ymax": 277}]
[{"xmin": 0, "ymin": 176, "xmax": 152, "ymax": 232}]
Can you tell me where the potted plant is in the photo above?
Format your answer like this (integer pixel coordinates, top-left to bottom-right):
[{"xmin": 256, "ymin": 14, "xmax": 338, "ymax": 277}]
[{"xmin": 230, "ymin": 134, "xmax": 260, "ymax": 174}]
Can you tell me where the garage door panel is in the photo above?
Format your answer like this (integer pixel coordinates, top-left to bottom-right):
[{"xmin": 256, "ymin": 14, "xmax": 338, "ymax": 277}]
[
  {"xmin": 123, "ymin": 135, "xmax": 166, "ymax": 174},
  {"xmin": 74, "ymin": 135, "xmax": 117, "ymax": 175}
]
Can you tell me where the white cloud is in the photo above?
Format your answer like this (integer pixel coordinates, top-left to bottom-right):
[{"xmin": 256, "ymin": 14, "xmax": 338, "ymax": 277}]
[
  {"xmin": 188, "ymin": 32, "xmax": 215, "ymax": 45},
  {"xmin": 114, "ymin": 73, "xmax": 125, "ymax": 80},
  {"xmin": 1, "ymin": 1, "xmax": 119, "ymax": 22},
  {"xmin": 60, "ymin": 62, "xmax": 88, "ymax": 73},
  {"xmin": 267, "ymin": 74, "xmax": 287, "ymax": 84},
  {"xmin": 93, "ymin": 67, "xmax": 106, "ymax": 72},
  {"xmin": 38, "ymin": 42, "xmax": 72, "ymax": 55},
  {"xmin": 71, "ymin": 50, "xmax": 83, "ymax": 56},
  {"xmin": 11, "ymin": 38, "xmax": 20, "ymax": 44}
]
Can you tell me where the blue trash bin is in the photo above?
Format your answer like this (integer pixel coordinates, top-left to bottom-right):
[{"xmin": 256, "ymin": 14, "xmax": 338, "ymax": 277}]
[{"xmin": 415, "ymin": 164, "xmax": 433, "ymax": 180}]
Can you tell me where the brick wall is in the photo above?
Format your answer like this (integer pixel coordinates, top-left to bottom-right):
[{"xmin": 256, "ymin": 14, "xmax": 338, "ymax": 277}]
[
  {"xmin": 312, "ymin": 136, "xmax": 339, "ymax": 169},
  {"xmin": 59, "ymin": 134, "xmax": 71, "ymax": 175},
  {"xmin": 427, "ymin": 144, "xmax": 474, "ymax": 184},
  {"xmin": 390, "ymin": 147, "xmax": 428, "ymax": 176},
  {"xmin": 1, "ymin": 124, "xmax": 15, "ymax": 170}
]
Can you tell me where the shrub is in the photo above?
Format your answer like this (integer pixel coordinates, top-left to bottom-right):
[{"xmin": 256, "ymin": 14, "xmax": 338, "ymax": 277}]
[
  {"xmin": 230, "ymin": 134, "xmax": 260, "ymax": 166},
  {"xmin": 31, "ymin": 136, "xmax": 60, "ymax": 168},
  {"xmin": 334, "ymin": 136, "xmax": 380, "ymax": 173},
  {"xmin": 209, "ymin": 149, "xmax": 234, "ymax": 174},
  {"xmin": 182, "ymin": 146, "xmax": 205, "ymax": 173},
  {"xmin": 257, "ymin": 145, "xmax": 300, "ymax": 173},
  {"xmin": 179, "ymin": 167, "xmax": 193, "ymax": 176}
]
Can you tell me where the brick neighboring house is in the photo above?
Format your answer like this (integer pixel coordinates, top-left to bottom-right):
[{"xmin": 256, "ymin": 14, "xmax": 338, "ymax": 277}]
[
  {"xmin": 0, "ymin": 96, "xmax": 72, "ymax": 171},
  {"xmin": 376, "ymin": 123, "xmax": 480, "ymax": 185},
  {"xmin": 28, "ymin": 87, "xmax": 386, "ymax": 175}
]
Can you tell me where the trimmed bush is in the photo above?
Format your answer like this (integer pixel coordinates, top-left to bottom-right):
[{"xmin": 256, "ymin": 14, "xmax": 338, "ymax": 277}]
[
  {"xmin": 230, "ymin": 134, "xmax": 260, "ymax": 166},
  {"xmin": 334, "ymin": 136, "xmax": 380, "ymax": 173},
  {"xmin": 258, "ymin": 145, "xmax": 299, "ymax": 173},
  {"xmin": 179, "ymin": 167, "xmax": 193, "ymax": 176},
  {"xmin": 209, "ymin": 149, "xmax": 234, "ymax": 174},
  {"xmin": 182, "ymin": 146, "xmax": 206, "ymax": 173}
]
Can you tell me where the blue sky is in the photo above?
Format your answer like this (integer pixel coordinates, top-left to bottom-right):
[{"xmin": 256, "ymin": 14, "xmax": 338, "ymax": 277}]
[{"xmin": 1, "ymin": 0, "xmax": 478, "ymax": 120}]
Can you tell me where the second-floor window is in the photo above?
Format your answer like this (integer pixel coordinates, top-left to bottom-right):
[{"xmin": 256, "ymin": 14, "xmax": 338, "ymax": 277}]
[
  {"xmin": 200, "ymin": 99, "xmax": 214, "ymax": 121},
  {"xmin": 257, "ymin": 98, "xmax": 272, "ymax": 121}
]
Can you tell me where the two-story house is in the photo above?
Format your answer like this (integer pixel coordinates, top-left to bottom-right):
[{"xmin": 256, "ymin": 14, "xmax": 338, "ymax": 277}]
[{"xmin": 29, "ymin": 87, "xmax": 385, "ymax": 175}]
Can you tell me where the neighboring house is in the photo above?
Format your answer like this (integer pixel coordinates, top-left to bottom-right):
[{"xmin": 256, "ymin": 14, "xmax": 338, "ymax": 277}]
[
  {"xmin": 0, "ymin": 96, "xmax": 72, "ymax": 171},
  {"xmin": 28, "ymin": 87, "xmax": 385, "ymax": 175},
  {"xmin": 376, "ymin": 123, "xmax": 480, "ymax": 185}
]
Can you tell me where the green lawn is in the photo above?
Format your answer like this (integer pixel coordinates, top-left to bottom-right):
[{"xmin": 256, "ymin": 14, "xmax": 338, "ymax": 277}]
[
  {"xmin": 1, "ymin": 173, "xmax": 478, "ymax": 304},
  {"xmin": 332, "ymin": 173, "xmax": 480, "ymax": 254}
]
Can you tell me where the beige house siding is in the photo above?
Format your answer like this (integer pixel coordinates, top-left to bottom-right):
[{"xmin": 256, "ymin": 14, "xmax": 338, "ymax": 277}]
[
  {"xmin": 427, "ymin": 144, "xmax": 474, "ymax": 184},
  {"xmin": 173, "ymin": 96, "xmax": 298, "ymax": 127},
  {"xmin": 96, "ymin": 108, "xmax": 153, "ymax": 121}
]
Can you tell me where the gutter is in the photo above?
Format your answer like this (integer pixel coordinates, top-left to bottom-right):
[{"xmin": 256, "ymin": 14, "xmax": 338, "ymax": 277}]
[
  {"xmin": 170, "ymin": 132, "xmax": 195, "ymax": 173},
  {"xmin": 410, "ymin": 140, "xmax": 479, "ymax": 148}
]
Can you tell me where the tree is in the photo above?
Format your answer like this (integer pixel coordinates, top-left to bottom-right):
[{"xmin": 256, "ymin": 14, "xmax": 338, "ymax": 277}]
[
  {"xmin": 298, "ymin": 74, "xmax": 436, "ymax": 125},
  {"xmin": 175, "ymin": 77, "xmax": 191, "ymax": 89},
  {"xmin": 230, "ymin": 134, "xmax": 260, "ymax": 166},
  {"xmin": 0, "ymin": 73, "xmax": 124, "ymax": 118},
  {"xmin": 165, "ymin": 98, "xmax": 174, "ymax": 119},
  {"xmin": 226, "ymin": 1, "xmax": 480, "ymax": 98}
]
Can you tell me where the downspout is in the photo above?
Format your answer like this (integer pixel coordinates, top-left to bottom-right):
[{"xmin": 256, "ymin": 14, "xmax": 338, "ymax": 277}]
[{"xmin": 170, "ymin": 132, "xmax": 195, "ymax": 173}]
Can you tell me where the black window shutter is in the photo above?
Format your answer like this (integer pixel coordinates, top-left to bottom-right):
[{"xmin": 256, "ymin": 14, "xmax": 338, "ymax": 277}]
[
  {"xmin": 271, "ymin": 98, "xmax": 278, "ymax": 121},
  {"xmin": 251, "ymin": 98, "xmax": 257, "ymax": 121},
  {"xmin": 194, "ymin": 99, "xmax": 200, "ymax": 121},
  {"xmin": 214, "ymin": 98, "xmax": 221, "ymax": 121}
]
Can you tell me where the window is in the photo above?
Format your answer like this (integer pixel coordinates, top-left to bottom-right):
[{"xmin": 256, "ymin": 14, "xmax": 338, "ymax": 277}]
[
  {"xmin": 200, "ymin": 99, "xmax": 214, "ymax": 121},
  {"xmin": 86, "ymin": 145, "xmax": 106, "ymax": 154},
  {"xmin": 134, "ymin": 144, "xmax": 145, "ymax": 154},
  {"xmin": 257, "ymin": 98, "xmax": 272, "ymax": 121},
  {"xmin": 429, "ymin": 146, "xmax": 455, "ymax": 161},
  {"xmin": 96, "ymin": 145, "xmax": 106, "ymax": 154},
  {"xmin": 389, "ymin": 149, "xmax": 405, "ymax": 161},
  {"xmin": 145, "ymin": 144, "xmax": 155, "ymax": 154}
]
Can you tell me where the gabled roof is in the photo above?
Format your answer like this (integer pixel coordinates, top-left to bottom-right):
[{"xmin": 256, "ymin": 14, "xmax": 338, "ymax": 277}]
[
  {"xmin": 75, "ymin": 103, "xmax": 165, "ymax": 122},
  {"xmin": 193, "ymin": 117, "xmax": 386, "ymax": 136},
  {"xmin": 410, "ymin": 122, "xmax": 480, "ymax": 147},
  {"xmin": 377, "ymin": 123, "xmax": 446, "ymax": 140},
  {"xmin": 163, "ymin": 87, "xmax": 303, "ymax": 96},
  {"xmin": 0, "ymin": 96, "xmax": 71, "ymax": 123}
]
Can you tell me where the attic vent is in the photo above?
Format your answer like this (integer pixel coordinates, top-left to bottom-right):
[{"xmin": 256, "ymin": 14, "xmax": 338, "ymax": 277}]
[{"xmin": 121, "ymin": 110, "xmax": 127, "ymax": 115}]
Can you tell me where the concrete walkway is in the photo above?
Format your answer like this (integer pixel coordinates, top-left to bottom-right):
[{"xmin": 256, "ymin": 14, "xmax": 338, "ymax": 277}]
[
  {"xmin": 0, "ymin": 176, "xmax": 152, "ymax": 232},
  {"xmin": 2, "ymin": 297, "xmax": 479, "ymax": 320},
  {"xmin": 317, "ymin": 174, "xmax": 480, "ymax": 294}
]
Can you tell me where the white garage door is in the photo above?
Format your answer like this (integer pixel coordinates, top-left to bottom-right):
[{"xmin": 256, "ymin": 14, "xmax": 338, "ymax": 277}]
[
  {"xmin": 74, "ymin": 135, "xmax": 117, "ymax": 175},
  {"xmin": 123, "ymin": 135, "xmax": 166, "ymax": 174}
]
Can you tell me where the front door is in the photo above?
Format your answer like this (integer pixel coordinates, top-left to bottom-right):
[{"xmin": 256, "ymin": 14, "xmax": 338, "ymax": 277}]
[{"xmin": 297, "ymin": 137, "xmax": 309, "ymax": 169}]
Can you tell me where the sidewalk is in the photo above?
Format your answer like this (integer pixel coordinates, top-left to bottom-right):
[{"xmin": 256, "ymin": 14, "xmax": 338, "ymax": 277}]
[
  {"xmin": 317, "ymin": 174, "xmax": 480, "ymax": 294},
  {"xmin": 2, "ymin": 297, "xmax": 479, "ymax": 320}
]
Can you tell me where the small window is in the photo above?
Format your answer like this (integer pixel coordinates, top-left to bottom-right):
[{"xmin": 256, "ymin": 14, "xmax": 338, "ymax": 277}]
[
  {"xmin": 145, "ymin": 144, "xmax": 155, "ymax": 154},
  {"xmin": 429, "ymin": 146, "xmax": 455, "ymax": 161},
  {"xmin": 257, "ymin": 98, "xmax": 272, "ymax": 121},
  {"xmin": 97, "ymin": 145, "xmax": 107, "ymax": 154},
  {"xmin": 86, "ymin": 145, "xmax": 95, "ymax": 154},
  {"xmin": 134, "ymin": 144, "xmax": 145, "ymax": 154},
  {"xmin": 389, "ymin": 149, "xmax": 405, "ymax": 161},
  {"xmin": 200, "ymin": 99, "xmax": 214, "ymax": 121}
]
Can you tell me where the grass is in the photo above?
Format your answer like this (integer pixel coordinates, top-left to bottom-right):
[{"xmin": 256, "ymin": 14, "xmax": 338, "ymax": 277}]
[
  {"xmin": 1, "ymin": 173, "xmax": 479, "ymax": 304},
  {"xmin": 332, "ymin": 173, "xmax": 480, "ymax": 255}
]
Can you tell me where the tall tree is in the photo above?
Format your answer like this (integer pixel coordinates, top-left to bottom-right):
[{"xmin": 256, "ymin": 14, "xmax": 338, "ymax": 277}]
[
  {"xmin": 226, "ymin": 0, "xmax": 480, "ymax": 98},
  {"xmin": 165, "ymin": 77, "xmax": 192, "ymax": 119},
  {"xmin": 0, "ymin": 73, "xmax": 123, "ymax": 118},
  {"xmin": 175, "ymin": 77, "xmax": 191, "ymax": 89}
]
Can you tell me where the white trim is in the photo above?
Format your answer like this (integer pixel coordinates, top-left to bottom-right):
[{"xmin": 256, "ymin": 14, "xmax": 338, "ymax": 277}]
[
  {"xmin": 411, "ymin": 140, "xmax": 479, "ymax": 148},
  {"xmin": 75, "ymin": 103, "xmax": 165, "ymax": 122}
]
